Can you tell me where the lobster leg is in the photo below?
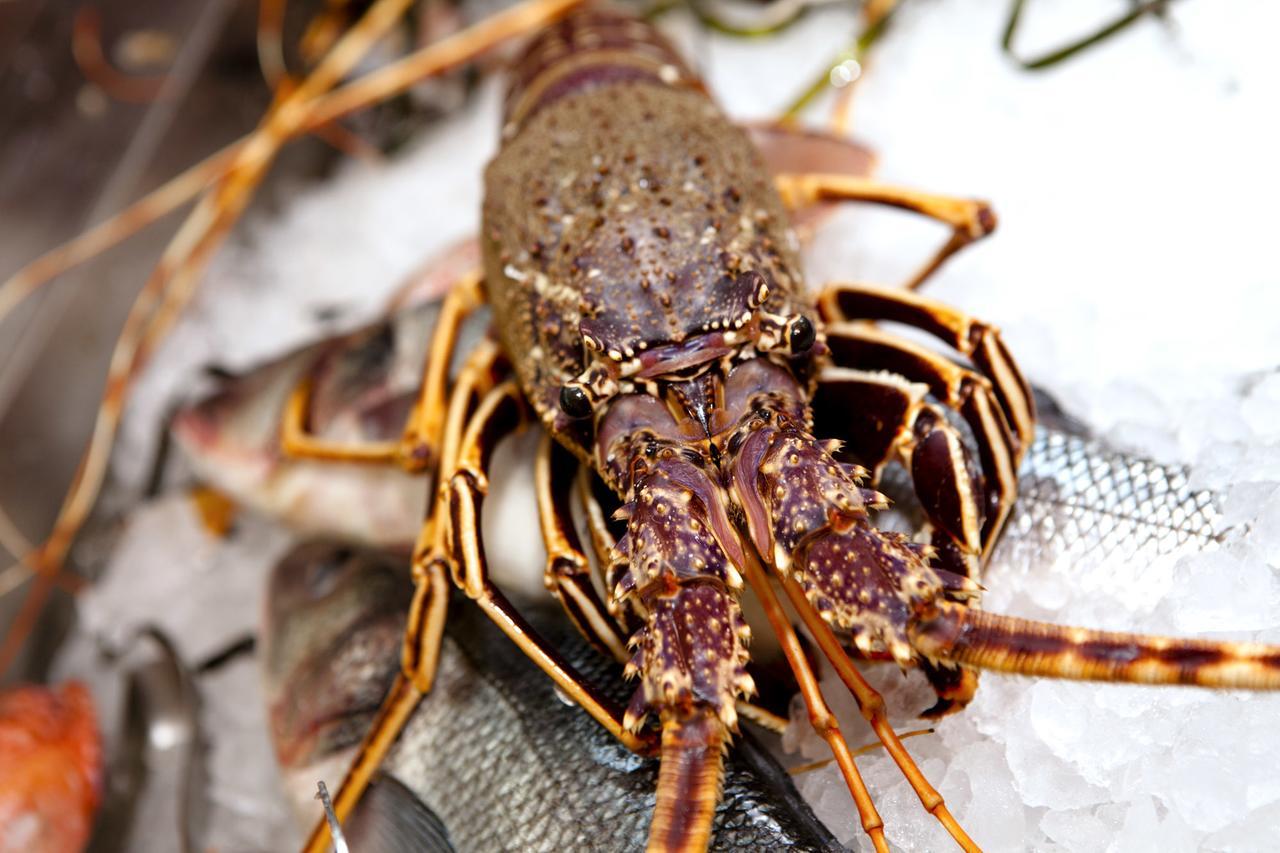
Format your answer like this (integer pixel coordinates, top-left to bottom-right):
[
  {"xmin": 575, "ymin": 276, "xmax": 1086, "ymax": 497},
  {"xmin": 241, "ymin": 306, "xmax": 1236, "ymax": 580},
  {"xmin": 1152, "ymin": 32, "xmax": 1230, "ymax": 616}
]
[
  {"xmin": 819, "ymin": 282, "xmax": 1036, "ymax": 456},
  {"xmin": 535, "ymin": 434, "xmax": 629, "ymax": 662},
  {"xmin": 443, "ymin": 381, "xmax": 653, "ymax": 754},
  {"xmin": 280, "ymin": 272, "xmax": 484, "ymax": 470},
  {"xmin": 812, "ymin": 368, "xmax": 987, "ymax": 581},
  {"xmin": 823, "ymin": 323, "xmax": 1020, "ymax": 556},
  {"xmin": 576, "ymin": 466, "xmax": 644, "ymax": 630},
  {"xmin": 301, "ymin": 338, "xmax": 504, "ymax": 853},
  {"xmin": 774, "ymin": 174, "xmax": 997, "ymax": 290},
  {"xmin": 820, "ymin": 317, "xmax": 1029, "ymax": 554}
]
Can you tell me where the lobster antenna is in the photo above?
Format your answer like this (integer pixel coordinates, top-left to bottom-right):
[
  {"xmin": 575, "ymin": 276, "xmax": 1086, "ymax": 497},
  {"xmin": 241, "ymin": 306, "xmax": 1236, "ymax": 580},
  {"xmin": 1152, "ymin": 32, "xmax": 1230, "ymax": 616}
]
[{"xmin": 911, "ymin": 602, "xmax": 1280, "ymax": 690}]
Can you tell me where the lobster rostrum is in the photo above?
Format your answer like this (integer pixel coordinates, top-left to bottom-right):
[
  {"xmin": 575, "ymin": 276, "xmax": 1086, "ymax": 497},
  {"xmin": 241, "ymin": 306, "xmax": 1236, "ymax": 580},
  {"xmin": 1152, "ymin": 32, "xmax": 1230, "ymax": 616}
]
[{"xmin": 6, "ymin": 2, "xmax": 1280, "ymax": 852}]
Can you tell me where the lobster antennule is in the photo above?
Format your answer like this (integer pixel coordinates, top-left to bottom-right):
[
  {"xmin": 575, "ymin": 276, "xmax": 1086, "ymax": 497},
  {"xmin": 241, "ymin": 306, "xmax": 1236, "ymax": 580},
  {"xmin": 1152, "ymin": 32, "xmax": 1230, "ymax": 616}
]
[
  {"xmin": 649, "ymin": 708, "xmax": 728, "ymax": 853},
  {"xmin": 911, "ymin": 602, "xmax": 1280, "ymax": 690}
]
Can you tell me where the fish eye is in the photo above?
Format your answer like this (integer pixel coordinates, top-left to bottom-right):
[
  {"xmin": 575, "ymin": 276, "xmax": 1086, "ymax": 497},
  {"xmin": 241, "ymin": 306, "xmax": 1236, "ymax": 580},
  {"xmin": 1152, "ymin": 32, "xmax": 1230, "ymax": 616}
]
[
  {"xmin": 559, "ymin": 384, "xmax": 593, "ymax": 419},
  {"xmin": 789, "ymin": 316, "xmax": 816, "ymax": 353}
]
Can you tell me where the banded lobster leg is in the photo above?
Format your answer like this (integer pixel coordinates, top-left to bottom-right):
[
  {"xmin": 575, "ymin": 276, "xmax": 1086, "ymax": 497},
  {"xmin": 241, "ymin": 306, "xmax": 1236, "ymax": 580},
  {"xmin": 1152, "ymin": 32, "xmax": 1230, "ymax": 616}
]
[
  {"xmin": 442, "ymin": 381, "xmax": 650, "ymax": 754},
  {"xmin": 302, "ymin": 337, "xmax": 505, "ymax": 852},
  {"xmin": 774, "ymin": 173, "xmax": 997, "ymax": 291},
  {"xmin": 535, "ymin": 435, "xmax": 629, "ymax": 662},
  {"xmin": 819, "ymin": 282, "xmax": 1036, "ymax": 459},
  {"xmin": 813, "ymin": 368, "xmax": 988, "ymax": 582},
  {"xmin": 818, "ymin": 283, "xmax": 1036, "ymax": 557},
  {"xmin": 281, "ymin": 271, "xmax": 484, "ymax": 471}
]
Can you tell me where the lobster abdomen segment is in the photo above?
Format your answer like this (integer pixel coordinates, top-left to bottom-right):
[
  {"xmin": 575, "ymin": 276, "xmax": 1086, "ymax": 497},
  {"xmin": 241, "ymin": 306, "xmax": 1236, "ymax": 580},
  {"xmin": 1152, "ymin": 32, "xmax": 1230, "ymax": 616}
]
[{"xmin": 502, "ymin": 7, "xmax": 699, "ymax": 133}]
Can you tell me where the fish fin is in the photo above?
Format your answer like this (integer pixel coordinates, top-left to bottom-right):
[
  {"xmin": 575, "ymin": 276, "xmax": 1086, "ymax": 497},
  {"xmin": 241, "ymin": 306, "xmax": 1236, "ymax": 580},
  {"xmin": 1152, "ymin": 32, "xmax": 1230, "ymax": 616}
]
[{"xmin": 345, "ymin": 771, "xmax": 456, "ymax": 853}]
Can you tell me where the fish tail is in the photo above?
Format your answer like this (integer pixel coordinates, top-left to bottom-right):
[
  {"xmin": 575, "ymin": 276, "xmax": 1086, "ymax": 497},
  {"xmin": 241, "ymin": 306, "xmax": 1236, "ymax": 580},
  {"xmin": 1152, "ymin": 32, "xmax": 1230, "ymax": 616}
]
[{"xmin": 648, "ymin": 708, "xmax": 727, "ymax": 853}]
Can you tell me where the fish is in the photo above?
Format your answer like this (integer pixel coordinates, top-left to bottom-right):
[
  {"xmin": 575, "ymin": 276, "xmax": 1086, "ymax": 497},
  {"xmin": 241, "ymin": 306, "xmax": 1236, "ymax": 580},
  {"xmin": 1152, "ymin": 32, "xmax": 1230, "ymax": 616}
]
[
  {"xmin": 261, "ymin": 540, "xmax": 844, "ymax": 852},
  {"xmin": 0, "ymin": 682, "xmax": 102, "ymax": 853},
  {"xmin": 170, "ymin": 283, "xmax": 449, "ymax": 549}
]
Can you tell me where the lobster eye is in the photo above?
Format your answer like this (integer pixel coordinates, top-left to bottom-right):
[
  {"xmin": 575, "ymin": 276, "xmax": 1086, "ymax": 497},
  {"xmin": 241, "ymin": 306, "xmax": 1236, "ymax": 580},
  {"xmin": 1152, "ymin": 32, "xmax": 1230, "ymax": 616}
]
[
  {"xmin": 789, "ymin": 316, "xmax": 816, "ymax": 353},
  {"xmin": 559, "ymin": 385, "xmax": 593, "ymax": 419}
]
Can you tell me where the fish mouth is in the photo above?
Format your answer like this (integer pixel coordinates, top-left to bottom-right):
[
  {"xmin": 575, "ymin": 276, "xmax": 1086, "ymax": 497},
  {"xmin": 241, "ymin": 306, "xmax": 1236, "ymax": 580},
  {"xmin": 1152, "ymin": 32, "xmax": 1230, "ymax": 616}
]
[{"xmin": 269, "ymin": 694, "xmax": 389, "ymax": 768}]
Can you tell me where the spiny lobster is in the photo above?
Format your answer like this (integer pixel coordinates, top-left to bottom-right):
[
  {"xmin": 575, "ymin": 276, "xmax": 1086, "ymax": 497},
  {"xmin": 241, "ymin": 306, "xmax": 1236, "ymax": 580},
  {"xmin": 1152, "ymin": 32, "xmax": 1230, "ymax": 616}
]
[{"xmin": 3, "ymin": 2, "xmax": 1277, "ymax": 851}]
